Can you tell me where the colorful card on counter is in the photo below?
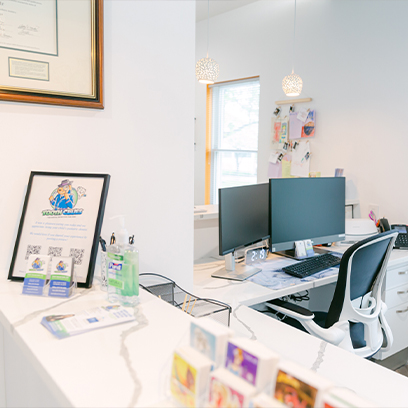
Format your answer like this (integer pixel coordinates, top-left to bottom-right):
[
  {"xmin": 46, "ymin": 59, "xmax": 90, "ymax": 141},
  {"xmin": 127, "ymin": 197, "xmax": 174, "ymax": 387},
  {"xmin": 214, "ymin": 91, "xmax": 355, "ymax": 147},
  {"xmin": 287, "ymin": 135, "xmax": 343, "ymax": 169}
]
[
  {"xmin": 190, "ymin": 317, "xmax": 232, "ymax": 366},
  {"xmin": 209, "ymin": 368, "xmax": 256, "ymax": 408},
  {"xmin": 22, "ymin": 254, "xmax": 50, "ymax": 296},
  {"xmin": 275, "ymin": 369, "xmax": 318, "ymax": 408},
  {"xmin": 48, "ymin": 256, "xmax": 74, "ymax": 298},
  {"xmin": 225, "ymin": 342, "xmax": 259, "ymax": 386},
  {"xmin": 171, "ymin": 346, "xmax": 213, "ymax": 408},
  {"xmin": 274, "ymin": 361, "xmax": 333, "ymax": 408},
  {"xmin": 225, "ymin": 338, "xmax": 279, "ymax": 391},
  {"xmin": 171, "ymin": 352, "xmax": 198, "ymax": 408}
]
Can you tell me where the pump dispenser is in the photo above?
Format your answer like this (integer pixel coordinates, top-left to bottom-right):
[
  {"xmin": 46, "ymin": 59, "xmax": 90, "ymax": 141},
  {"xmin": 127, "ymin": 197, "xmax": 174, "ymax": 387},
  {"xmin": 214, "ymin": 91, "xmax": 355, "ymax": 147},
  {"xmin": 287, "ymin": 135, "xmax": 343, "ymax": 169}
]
[{"xmin": 106, "ymin": 216, "xmax": 139, "ymax": 306}]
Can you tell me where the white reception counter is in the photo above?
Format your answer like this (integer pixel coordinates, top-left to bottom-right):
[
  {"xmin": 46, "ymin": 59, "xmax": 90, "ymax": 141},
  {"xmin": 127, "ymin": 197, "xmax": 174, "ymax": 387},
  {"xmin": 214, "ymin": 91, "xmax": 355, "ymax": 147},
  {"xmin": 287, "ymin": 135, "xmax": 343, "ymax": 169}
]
[{"xmin": 0, "ymin": 272, "xmax": 408, "ymax": 407}]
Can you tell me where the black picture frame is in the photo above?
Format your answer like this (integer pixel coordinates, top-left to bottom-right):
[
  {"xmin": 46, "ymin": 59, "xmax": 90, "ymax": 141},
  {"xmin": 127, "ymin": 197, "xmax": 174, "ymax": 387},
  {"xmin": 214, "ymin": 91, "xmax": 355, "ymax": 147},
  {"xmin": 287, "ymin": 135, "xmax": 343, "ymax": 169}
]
[{"xmin": 8, "ymin": 171, "xmax": 110, "ymax": 288}]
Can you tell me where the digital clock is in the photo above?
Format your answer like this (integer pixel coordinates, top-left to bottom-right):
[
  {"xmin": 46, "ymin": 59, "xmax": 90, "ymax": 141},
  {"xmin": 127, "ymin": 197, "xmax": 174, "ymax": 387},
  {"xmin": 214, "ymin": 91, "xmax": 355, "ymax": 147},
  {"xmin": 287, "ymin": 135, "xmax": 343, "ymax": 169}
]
[{"xmin": 245, "ymin": 247, "xmax": 269, "ymax": 264}]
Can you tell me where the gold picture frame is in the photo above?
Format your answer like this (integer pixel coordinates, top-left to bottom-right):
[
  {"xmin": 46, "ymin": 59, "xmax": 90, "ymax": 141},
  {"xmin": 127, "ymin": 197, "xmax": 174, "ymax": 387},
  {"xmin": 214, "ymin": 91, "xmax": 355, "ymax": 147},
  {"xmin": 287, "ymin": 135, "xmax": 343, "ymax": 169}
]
[{"xmin": 0, "ymin": 0, "xmax": 103, "ymax": 109}]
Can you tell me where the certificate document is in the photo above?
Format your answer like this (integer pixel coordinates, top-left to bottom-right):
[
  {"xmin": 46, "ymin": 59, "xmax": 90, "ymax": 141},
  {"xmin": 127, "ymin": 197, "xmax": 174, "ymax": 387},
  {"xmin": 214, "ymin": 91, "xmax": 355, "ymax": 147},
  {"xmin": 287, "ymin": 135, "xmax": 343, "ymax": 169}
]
[{"xmin": 0, "ymin": 0, "xmax": 57, "ymax": 55}]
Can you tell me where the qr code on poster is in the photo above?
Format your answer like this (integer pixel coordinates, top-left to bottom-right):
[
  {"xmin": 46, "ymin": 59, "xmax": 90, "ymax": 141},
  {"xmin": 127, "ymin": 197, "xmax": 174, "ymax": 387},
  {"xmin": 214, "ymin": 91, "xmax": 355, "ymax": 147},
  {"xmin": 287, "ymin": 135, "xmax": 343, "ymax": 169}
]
[
  {"xmin": 25, "ymin": 245, "xmax": 42, "ymax": 260},
  {"xmin": 69, "ymin": 248, "xmax": 85, "ymax": 265},
  {"xmin": 48, "ymin": 246, "xmax": 63, "ymax": 258}
]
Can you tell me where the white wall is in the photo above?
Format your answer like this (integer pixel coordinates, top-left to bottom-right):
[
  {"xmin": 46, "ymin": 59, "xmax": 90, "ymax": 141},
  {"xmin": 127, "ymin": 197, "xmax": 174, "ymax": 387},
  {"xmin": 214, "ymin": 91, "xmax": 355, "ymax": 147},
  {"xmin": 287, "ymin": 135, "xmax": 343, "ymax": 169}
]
[
  {"xmin": 0, "ymin": 1, "xmax": 195, "ymax": 290},
  {"xmin": 195, "ymin": 0, "xmax": 408, "ymax": 225}
]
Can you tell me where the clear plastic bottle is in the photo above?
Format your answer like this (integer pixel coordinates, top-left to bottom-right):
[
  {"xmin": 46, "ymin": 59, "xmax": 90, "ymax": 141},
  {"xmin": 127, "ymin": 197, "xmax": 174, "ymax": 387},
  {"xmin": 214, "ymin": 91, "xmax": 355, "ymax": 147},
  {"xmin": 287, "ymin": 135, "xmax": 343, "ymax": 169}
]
[{"xmin": 106, "ymin": 217, "xmax": 139, "ymax": 306}]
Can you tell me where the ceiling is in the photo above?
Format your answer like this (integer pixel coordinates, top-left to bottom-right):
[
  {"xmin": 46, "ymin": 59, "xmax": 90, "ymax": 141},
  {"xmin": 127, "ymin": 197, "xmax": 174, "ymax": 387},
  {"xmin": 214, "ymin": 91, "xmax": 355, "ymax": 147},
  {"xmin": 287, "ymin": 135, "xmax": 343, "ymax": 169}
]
[{"xmin": 196, "ymin": 0, "xmax": 260, "ymax": 22}]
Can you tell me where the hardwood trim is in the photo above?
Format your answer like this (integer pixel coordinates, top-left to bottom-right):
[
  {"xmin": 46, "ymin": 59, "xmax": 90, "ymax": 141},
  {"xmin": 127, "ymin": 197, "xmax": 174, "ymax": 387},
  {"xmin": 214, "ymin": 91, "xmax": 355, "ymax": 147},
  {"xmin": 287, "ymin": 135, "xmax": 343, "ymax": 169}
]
[
  {"xmin": 210, "ymin": 75, "xmax": 259, "ymax": 86},
  {"xmin": 205, "ymin": 85, "xmax": 213, "ymax": 205},
  {"xmin": 275, "ymin": 97, "xmax": 312, "ymax": 105}
]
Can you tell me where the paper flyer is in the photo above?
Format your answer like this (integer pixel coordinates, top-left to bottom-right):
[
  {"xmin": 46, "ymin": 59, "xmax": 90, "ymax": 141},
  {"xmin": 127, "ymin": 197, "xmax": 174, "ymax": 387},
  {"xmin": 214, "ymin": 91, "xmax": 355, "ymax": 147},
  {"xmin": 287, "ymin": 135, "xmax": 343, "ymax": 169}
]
[
  {"xmin": 41, "ymin": 305, "xmax": 136, "ymax": 339},
  {"xmin": 291, "ymin": 140, "xmax": 311, "ymax": 177},
  {"xmin": 272, "ymin": 117, "xmax": 288, "ymax": 144},
  {"xmin": 289, "ymin": 111, "xmax": 316, "ymax": 140}
]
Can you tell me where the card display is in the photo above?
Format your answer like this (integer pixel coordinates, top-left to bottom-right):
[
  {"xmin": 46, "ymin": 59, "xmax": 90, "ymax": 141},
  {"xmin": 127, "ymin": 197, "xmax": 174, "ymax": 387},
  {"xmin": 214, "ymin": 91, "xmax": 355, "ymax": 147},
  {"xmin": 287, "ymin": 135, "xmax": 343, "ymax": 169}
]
[
  {"xmin": 225, "ymin": 338, "xmax": 280, "ymax": 390},
  {"xmin": 190, "ymin": 317, "xmax": 232, "ymax": 366},
  {"xmin": 48, "ymin": 256, "xmax": 74, "ymax": 297},
  {"xmin": 274, "ymin": 361, "xmax": 333, "ymax": 408},
  {"xmin": 170, "ymin": 346, "xmax": 213, "ymax": 408},
  {"xmin": 226, "ymin": 342, "xmax": 259, "ymax": 386},
  {"xmin": 274, "ymin": 369, "xmax": 318, "ymax": 408},
  {"xmin": 209, "ymin": 368, "xmax": 256, "ymax": 408},
  {"xmin": 22, "ymin": 254, "xmax": 50, "ymax": 296}
]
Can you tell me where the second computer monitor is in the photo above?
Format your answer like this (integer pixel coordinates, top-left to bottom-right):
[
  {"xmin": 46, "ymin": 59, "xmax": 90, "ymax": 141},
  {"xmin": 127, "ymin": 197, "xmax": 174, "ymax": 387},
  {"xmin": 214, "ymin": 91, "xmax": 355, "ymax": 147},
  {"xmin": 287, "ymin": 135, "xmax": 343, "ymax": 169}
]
[
  {"xmin": 269, "ymin": 177, "xmax": 346, "ymax": 253},
  {"xmin": 219, "ymin": 183, "xmax": 270, "ymax": 256}
]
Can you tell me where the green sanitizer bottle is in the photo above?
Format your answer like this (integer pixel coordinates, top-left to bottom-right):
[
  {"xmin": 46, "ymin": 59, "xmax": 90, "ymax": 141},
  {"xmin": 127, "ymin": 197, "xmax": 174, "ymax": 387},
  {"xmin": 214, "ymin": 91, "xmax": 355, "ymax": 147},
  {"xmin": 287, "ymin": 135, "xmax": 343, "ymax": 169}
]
[{"xmin": 107, "ymin": 217, "xmax": 139, "ymax": 307}]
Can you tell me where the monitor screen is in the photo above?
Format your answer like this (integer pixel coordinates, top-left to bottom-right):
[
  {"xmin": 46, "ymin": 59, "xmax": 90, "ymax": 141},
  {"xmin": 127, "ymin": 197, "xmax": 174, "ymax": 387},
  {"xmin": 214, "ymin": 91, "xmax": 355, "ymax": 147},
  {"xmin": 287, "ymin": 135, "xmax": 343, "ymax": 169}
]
[
  {"xmin": 219, "ymin": 183, "xmax": 270, "ymax": 256},
  {"xmin": 269, "ymin": 177, "xmax": 346, "ymax": 252}
]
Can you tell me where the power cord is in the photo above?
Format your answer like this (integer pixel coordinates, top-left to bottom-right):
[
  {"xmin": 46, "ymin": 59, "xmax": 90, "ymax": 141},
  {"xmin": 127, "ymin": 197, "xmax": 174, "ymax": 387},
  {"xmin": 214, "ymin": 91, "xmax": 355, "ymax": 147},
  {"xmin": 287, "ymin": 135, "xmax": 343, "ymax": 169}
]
[{"xmin": 288, "ymin": 290, "xmax": 310, "ymax": 302}]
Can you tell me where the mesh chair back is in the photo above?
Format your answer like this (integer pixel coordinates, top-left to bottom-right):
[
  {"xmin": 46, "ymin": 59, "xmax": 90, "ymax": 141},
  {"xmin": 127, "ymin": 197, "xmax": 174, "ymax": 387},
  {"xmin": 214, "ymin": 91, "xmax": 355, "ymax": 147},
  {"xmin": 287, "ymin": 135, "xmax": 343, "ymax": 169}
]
[{"xmin": 325, "ymin": 230, "xmax": 396, "ymax": 330}]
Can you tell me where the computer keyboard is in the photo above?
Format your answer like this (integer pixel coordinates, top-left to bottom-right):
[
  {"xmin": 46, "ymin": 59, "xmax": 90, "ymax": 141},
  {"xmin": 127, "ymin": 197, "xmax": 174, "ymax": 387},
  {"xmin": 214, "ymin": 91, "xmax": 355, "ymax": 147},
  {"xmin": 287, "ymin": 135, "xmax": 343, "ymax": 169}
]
[
  {"xmin": 395, "ymin": 234, "xmax": 408, "ymax": 248},
  {"xmin": 282, "ymin": 253, "xmax": 342, "ymax": 278}
]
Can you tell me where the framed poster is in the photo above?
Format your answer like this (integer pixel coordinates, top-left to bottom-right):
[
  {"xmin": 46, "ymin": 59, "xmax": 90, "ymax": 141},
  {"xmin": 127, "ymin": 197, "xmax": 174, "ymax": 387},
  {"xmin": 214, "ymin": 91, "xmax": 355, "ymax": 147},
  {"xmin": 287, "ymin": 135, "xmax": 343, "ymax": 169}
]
[
  {"xmin": 0, "ymin": 0, "xmax": 104, "ymax": 109},
  {"xmin": 9, "ymin": 172, "xmax": 110, "ymax": 288}
]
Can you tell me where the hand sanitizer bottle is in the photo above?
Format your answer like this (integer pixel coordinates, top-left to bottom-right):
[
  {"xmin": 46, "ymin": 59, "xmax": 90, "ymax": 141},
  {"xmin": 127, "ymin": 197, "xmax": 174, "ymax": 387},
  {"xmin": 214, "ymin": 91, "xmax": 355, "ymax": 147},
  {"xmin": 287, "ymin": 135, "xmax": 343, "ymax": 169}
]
[
  {"xmin": 106, "ymin": 217, "xmax": 139, "ymax": 306},
  {"xmin": 122, "ymin": 235, "xmax": 139, "ymax": 306}
]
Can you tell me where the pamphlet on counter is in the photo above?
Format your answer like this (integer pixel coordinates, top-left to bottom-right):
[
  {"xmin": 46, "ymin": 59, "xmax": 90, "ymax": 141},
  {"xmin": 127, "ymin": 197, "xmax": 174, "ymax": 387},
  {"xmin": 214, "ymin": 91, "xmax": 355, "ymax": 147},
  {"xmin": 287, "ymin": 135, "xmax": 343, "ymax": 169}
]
[{"xmin": 41, "ymin": 305, "xmax": 136, "ymax": 339}]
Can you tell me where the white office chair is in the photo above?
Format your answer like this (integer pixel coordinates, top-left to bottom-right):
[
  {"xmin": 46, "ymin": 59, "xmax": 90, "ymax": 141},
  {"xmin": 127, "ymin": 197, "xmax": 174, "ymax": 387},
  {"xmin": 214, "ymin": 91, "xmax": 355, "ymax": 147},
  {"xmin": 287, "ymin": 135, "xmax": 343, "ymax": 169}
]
[{"xmin": 266, "ymin": 230, "xmax": 398, "ymax": 358}]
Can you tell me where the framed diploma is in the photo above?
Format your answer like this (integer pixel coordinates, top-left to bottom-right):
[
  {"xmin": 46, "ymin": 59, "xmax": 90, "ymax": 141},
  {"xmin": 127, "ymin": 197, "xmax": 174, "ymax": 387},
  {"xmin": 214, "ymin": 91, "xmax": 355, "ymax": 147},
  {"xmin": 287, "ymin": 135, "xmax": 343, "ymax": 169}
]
[
  {"xmin": 9, "ymin": 172, "xmax": 110, "ymax": 288},
  {"xmin": 0, "ymin": 0, "xmax": 103, "ymax": 109}
]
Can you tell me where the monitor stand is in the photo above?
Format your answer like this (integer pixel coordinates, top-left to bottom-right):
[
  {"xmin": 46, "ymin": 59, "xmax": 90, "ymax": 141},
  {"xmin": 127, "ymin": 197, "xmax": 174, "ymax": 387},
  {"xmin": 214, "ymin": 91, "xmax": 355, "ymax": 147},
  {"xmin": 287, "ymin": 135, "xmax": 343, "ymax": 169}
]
[
  {"xmin": 211, "ymin": 252, "xmax": 261, "ymax": 281},
  {"xmin": 277, "ymin": 246, "xmax": 329, "ymax": 261}
]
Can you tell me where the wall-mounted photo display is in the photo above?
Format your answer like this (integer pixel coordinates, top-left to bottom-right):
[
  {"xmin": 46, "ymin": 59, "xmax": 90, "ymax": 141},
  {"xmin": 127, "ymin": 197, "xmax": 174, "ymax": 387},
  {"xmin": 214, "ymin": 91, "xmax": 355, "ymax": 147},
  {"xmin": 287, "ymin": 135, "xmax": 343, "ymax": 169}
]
[{"xmin": 9, "ymin": 172, "xmax": 110, "ymax": 288}]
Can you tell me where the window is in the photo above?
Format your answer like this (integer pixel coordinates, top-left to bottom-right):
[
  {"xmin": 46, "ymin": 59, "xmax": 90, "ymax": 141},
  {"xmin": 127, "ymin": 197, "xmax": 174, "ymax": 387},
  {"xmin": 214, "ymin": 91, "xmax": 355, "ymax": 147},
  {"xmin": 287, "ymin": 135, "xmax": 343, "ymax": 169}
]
[{"xmin": 206, "ymin": 77, "xmax": 260, "ymax": 204}]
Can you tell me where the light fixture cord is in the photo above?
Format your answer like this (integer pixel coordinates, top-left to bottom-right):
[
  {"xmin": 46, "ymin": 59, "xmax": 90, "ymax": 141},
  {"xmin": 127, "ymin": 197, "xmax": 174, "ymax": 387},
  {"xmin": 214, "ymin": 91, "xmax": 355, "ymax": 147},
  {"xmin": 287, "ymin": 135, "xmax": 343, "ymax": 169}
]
[
  {"xmin": 206, "ymin": 0, "xmax": 210, "ymax": 58},
  {"xmin": 292, "ymin": 0, "xmax": 297, "ymax": 73}
]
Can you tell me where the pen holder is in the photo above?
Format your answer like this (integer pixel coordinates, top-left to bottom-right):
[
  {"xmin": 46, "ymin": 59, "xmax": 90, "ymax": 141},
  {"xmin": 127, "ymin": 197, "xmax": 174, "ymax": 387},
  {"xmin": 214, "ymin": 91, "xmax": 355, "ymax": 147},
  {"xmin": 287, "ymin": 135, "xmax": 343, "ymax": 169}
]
[{"xmin": 100, "ymin": 251, "xmax": 108, "ymax": 292}]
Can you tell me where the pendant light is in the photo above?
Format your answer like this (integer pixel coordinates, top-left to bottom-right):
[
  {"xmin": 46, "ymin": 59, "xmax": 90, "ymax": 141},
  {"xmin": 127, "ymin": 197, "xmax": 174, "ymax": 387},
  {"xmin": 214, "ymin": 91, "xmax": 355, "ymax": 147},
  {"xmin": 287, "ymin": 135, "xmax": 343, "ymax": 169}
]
[
  {"xmin": 282, "ymin": 0, "xmax": 303, "ymax": 96},
  {"xmin": 196, "ymin": 0, "xmax": 219, "ymax": 84}
]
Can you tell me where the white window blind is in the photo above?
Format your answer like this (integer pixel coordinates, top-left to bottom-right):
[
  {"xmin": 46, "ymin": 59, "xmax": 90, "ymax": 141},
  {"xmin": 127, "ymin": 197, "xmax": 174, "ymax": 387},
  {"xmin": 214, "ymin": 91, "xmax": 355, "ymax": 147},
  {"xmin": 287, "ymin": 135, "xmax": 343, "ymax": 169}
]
[{"xmin": 210, "ymin": 78, "xmax": 260, "ymax": 204}]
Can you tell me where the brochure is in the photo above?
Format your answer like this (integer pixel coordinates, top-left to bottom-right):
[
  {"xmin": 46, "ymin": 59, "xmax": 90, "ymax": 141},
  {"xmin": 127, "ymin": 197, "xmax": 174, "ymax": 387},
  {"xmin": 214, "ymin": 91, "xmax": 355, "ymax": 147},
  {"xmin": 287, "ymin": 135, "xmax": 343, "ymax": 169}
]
[{"xmin": 41, "ymin": 305, "xmax": 136, "ymax": 339}]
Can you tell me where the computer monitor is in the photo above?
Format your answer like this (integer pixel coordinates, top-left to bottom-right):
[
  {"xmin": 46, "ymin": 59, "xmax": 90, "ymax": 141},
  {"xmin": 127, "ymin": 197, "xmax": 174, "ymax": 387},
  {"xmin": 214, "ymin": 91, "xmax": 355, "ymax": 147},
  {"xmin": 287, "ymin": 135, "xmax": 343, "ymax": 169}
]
[
  {"xmin": 269, "ymin": 177, "xmax": 346, "ymax": 258},
  {"xmin": 212, "ymin": 183, "xmax": 270, "ymax": 281}
]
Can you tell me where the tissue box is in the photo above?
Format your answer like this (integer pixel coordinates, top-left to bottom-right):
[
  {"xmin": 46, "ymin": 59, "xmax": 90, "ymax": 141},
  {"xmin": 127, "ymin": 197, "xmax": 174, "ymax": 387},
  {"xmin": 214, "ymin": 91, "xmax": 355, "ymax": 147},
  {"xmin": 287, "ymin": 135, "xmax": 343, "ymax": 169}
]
[
  {"xmin": 190, "ymin": 317, "xmax": 233, "ymax": 366},
  {"xmin": 225, "ymin": 337, "xmax": 280, "ymax": 390},
  {"xmin": 170, "ymin": 345, "xmax": 213, "ymax": 408},
  {"xmin": 209, "ymin": 368, "xmax": 257, "ymax": 408}
]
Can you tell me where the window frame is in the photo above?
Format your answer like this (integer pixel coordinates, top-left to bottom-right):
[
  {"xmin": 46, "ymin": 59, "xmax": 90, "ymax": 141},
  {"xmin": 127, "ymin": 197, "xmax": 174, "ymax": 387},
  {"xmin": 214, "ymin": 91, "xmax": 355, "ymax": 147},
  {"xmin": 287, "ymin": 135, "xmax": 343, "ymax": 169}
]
[{"xmin": 205, "ymin": 76, "xmax": 260, "ymax": 205}]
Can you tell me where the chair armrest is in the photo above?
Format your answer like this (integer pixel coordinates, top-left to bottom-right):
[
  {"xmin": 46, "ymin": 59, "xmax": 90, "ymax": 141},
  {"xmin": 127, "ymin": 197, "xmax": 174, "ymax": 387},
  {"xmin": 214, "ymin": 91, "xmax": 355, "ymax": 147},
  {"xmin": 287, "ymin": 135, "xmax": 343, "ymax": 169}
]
[
  {"xmin": 266, "ymin": 299, "xmax": 315, "ymax": 321},
  {"xmin": 266, "ymin": 299, "xmax": 348, "ymax": 346}
]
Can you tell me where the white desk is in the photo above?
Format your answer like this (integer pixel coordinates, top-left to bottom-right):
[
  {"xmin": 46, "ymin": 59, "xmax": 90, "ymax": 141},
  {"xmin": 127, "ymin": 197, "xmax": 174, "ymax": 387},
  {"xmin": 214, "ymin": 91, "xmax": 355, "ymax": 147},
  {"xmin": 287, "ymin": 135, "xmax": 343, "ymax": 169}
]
[
  {"xmin": 194, "ymin": 247, "xmax": 408, "ymax": 360},
  {"xmin": 194, "ymin": 255, "xmax": 338, "ymax": 307},
  {"xmin": 1, "ymin": 274, "xmax": 408, "ymax": 407}
]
